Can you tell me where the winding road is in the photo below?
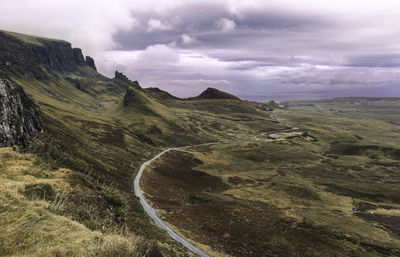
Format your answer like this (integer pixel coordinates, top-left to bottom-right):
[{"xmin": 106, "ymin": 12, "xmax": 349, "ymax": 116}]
[
  {"xmin": 134, "ymin": 146, "xmax": 210, "ymax": 257},
  {"xmin": 134, "ymin": 119, "xmax": 293, "ymax": 257}
]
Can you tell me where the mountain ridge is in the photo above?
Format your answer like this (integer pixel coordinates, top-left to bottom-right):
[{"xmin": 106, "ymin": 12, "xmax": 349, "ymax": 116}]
[{"xmin": 0, "ymin": 30, "xmax": 96, "ymax": 78}]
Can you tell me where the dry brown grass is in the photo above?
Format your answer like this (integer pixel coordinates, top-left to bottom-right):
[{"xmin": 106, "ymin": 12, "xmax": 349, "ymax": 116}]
[{"xmin": 0, "ymin": 148, "xmax": 153, "ymax": 257}]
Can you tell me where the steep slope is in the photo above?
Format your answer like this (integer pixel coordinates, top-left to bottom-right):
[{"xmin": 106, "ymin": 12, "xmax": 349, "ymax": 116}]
[{"xmin": 0, "ymin": 31, "xmax": 196, "ymax": 256}]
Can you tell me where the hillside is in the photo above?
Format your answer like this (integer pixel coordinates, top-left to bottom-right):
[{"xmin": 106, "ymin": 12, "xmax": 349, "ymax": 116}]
[{"xmin": 0, "ymin": 30, "xmax": 280, "ymax": 256}]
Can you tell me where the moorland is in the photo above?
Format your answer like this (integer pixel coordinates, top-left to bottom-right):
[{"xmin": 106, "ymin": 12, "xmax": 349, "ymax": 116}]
[{"xmin": 0, "ymin": 30, "xmax": 399, "ymax": 257}]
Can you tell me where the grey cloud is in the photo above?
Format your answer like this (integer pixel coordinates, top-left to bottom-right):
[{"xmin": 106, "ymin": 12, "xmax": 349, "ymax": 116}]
[
  {"xmin": 3, "ymin": 0, "xmax": 398, "ymax": 100},
  {"xmin": 346, "ymin": 54, "xmax": 400, "ymax": 68}
]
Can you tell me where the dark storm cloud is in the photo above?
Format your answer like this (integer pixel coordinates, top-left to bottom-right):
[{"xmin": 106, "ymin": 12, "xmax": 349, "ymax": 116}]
[
  {"xmin": 115, "ymin": 2, "xmax": 229, "ymax": 50},
  {"xmin": 114, "ymin": 3, "xmax": 331, "ymax": 50},
  {"xmin": 347, "ymin": 54, "xmax": 400, "ymax": 68}
]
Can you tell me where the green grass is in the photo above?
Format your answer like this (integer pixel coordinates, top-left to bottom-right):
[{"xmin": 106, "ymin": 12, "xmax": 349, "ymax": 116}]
[{"xmin": 0, "ymin": 30, "xmax": 67, "ymax": 46}]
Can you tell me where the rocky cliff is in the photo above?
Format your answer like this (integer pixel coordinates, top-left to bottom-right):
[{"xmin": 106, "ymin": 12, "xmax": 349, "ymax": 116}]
[
  {"xmin": 114, "ymin": 71, "xmax": 141, "ymax": 89},
  {"xmin": 73, "ymin": 48, "xmax": 86, "ymax": 65},
  {"xmin": 85, "ymin": 56, "xmax": 97, "ymax": 71},
  {"xmin": 0, "ymin": 80, "xmax": 42, "ymax": 146},
  {"xmin": 0, "ymin": 30, "xmax": 96, "ymax": 77}
]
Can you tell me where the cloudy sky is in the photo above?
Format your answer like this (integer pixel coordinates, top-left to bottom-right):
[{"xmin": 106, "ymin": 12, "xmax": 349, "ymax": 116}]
[{"xmin": 1, "ymin": 0, "xmax": 400, "ymax": 100}]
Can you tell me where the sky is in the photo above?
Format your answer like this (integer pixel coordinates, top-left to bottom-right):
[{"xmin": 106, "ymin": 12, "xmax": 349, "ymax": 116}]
[{"xmin": 1, "ymin": 0, "xmax": 400, "ymax": 101}]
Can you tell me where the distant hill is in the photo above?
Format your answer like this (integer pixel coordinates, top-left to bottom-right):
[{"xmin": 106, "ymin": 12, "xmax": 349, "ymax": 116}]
[{"xmin": 188, "ymin": 87, "xmax": 240, "ymax": 100}]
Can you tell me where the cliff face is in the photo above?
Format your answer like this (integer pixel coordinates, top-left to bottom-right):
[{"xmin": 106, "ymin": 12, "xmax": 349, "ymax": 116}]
[
  {"xmin": 0, "ymin": 31, "xmax": 96, "ymax": 77},
  {"xmin": 73, "ymin": 48, "xmax": 86, "ymax": 65},
  {"xmin": 0, "ymin": 80, "xmax": 42, "ymax": 146},
  {"xmin": 85, "ymin": 56, "xmax": 97, "ymax": 71}
]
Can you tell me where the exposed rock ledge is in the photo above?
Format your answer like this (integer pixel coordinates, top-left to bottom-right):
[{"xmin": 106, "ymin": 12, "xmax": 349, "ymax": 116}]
[{"xmin": 0, "ymin": 80, "xmax": 42, "ymax": 147}]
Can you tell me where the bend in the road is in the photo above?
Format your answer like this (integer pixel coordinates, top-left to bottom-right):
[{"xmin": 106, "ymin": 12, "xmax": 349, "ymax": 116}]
[
  {"xmin": 134, "ymin": 123, "xmax": 293, "ymax": 257},
  {"xmin": 134, "ymin": 147, "xmax": 210, "ymax": 257}
]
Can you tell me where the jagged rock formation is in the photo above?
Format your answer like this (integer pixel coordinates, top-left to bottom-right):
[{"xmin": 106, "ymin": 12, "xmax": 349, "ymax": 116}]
[
  {"xmin": 123, "ymin": 87, "xmax": 137, "ymax": 106},
  {"xmin": 190, "ymin": 87, "xmax": 240, "ymax": 100},
  {"xmin": 0, "ymin": 30, "xmax": 93, "ymax": 77},
  {"xmin": 114, "ymin": 71, "xmax": 141, "ymax": 89},
  {"xmin": 115, "ymin": 71, "xmax": 130, "ymax": 81},
  {"xmin": 72, "ymin": 48, "xmax": 86, "ymax": 65},
  {"xmin": 85, "ymin": 56, "xmax": 97, "ymax": 71},
  {"xmin": 0, "ymin": 80, "xmax": 42, "ymax": 146}
]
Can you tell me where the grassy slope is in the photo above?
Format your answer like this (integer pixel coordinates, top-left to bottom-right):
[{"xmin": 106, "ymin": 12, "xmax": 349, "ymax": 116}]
[
  {"xmin": 1, "ymin": 32, "xmax": 200, "ymax": 256},
  {"xmin": 2, "ymin": 72, "xmax": 192, "ymax": 255},
  {"xmin": 0, "ymin": 148, "xmax": 152, "ymax": 257},
  {"xmin": 1, "ymin": 31, "xmax": 282, "ymax": 256},
  {"xmin": 1, "ymin": 30, "xmax": 67, "ymax": 46}
]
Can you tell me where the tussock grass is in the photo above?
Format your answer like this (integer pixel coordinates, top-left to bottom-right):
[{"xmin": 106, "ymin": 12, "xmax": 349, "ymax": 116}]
[{"xmin": 0, "ymin": 148, "xmax": 153, "ymax": 257}]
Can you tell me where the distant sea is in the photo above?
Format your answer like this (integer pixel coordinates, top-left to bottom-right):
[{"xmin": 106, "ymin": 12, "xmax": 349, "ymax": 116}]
[{"xmin": 238, "ymin": 93, "xmax": 361, "ymax": 103}]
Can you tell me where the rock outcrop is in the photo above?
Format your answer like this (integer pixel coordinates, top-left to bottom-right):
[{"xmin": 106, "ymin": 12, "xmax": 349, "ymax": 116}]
[
  {"xmin": 0, "ymin": 30, "xmax": 93, "ymax": 77},
  {"xmin": 123, "ymin": 87, "xmax": 137, "ymax": 106},
  {"xmin": 0, "ymin": 80, "xmax": 42, "ymax": 146},
  {"xmin": 72, "ymin": 48, "xmax": 86, "ymax": 65},
  {"xmin": 85, "ymin": 56, "xmax": 97, "ymax": 71},
  {"xmin": 115, "ymin": 71, "xmax": 130, "ymax": 81},
  {"xmin": 123, "ymin": 87, "xmax": 150, "ymax": 108},
  {"xmin": 114, "ymin": 71, "xmax": 141, "ymax": 89}
]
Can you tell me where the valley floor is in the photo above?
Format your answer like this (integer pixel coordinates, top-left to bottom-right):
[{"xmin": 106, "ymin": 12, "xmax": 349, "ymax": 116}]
[{"xmin": 140, "ymin": 108, "xmax": 400, "ymax": 257}]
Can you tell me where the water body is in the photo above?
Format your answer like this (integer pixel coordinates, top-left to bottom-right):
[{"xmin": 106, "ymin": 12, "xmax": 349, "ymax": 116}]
[{"xmin": 268, "ymin": 133, "xmax": 283, "ymax": 139}]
